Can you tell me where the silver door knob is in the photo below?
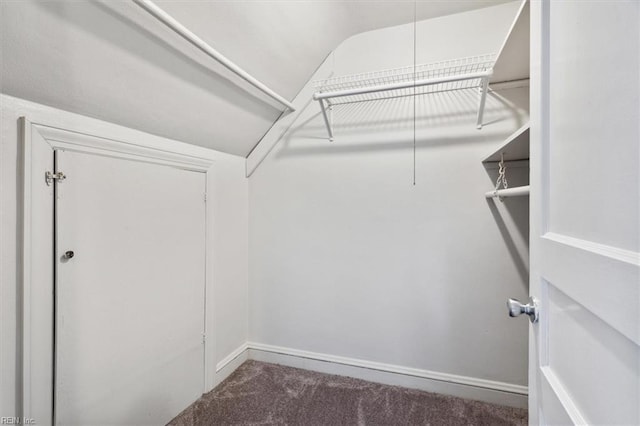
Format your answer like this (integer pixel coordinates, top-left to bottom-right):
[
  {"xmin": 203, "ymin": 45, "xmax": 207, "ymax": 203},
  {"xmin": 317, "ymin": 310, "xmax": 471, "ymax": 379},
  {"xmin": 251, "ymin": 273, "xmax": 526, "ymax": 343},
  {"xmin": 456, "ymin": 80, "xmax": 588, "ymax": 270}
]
[{"xmin": 507, "ymin": 297, "xmax": 539, "ymax": 323}]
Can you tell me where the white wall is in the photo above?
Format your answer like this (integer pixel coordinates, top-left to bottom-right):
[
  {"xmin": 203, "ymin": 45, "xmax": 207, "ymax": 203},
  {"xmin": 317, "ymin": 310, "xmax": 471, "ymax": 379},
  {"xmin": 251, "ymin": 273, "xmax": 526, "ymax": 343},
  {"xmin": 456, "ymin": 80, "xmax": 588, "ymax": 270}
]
[
  {"xmin": 0, "ymin": 1, "xmax": 509, "ymax": 157},
  {"xmin": 0, "ymin": 94, "xmax": 249, "ymax": 416},
  {"xmin": 248, "ymin": 2, "xmax": 529, "ymax": 396},
  {"xmin": 209, "ymin": 156, "xmax": 249, "ymax": 367},
  {"xmin": 1, "ymin": 1, "xmax": 529, "ymax": 415}
]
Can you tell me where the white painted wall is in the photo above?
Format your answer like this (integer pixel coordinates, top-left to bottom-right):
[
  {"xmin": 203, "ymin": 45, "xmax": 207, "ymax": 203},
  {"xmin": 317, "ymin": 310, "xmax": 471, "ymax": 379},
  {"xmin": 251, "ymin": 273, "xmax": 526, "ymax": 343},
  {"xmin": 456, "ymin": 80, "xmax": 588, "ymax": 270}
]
[
  {"xmin": 209, "ymin": 155, "xmax": 249, "ymax": 368},
  {"xmin": 1, "ymin": 1, "xmax": 530, "ymax": 416},
  {"xmin": 248, "ymin": 2, "xmax": 529, "ymax": 396},
  {"xmin": 0, "ymin": 95, "xmax": 249, "ymax": 417},
  {"xmin": 0, "ymin": 0, "xmax": 510, "ymax": 157}
]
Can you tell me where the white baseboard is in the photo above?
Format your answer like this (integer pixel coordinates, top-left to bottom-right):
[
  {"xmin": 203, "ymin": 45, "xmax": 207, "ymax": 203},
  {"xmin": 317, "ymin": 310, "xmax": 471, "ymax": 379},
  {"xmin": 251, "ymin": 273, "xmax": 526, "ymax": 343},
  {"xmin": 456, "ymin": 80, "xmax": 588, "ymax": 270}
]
[
  {"xmin": 248, "ymin": 342, "xmax": 528, "ymax": 408},
  {"xmin": 216, "ymin": 342, "xmax": 249, "ymax": 373},
  {"xmin": 212, "ymin": 343, "xmax": 249, "ymax": 389},
  {"xmin": 213, "ymin": 341, "xmax": 528, "ymax": 409}
]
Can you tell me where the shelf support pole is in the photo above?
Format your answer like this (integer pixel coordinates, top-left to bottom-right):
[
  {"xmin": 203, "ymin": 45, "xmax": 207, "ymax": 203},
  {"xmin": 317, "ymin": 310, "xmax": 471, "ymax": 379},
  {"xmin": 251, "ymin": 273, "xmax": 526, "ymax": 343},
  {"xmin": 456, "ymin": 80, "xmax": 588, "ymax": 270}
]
[
  {"xmin": 476, "ymin": 75, "xmax": 491, "ymax": 129},
  {"xmin": 318, "ymin": 99, "xmax": 334, "ymax": 141}
]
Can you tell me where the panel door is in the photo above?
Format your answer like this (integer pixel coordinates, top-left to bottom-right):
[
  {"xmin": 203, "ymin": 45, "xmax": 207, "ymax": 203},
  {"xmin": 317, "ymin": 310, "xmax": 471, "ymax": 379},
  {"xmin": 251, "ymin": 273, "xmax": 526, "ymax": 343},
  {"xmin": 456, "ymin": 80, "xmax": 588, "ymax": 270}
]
[
  {"xmin": 54, "ymin": 150, "xmax": 206, "ymax": 425},
  {"xmin": 530, "ymin": 1, "xmax": 639, "ymax": 425}
]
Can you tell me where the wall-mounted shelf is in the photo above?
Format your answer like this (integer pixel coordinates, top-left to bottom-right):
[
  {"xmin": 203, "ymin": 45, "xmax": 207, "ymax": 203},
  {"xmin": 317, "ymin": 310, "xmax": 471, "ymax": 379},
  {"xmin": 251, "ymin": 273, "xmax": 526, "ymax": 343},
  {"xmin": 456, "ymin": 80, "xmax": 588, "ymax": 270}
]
[
  {"xmin": 484, "ymin": 123, "xmax": 530, "ymax": 201},
  {"xmin": 491, "ymin": 0, "xmax": 530, "ymax": 85},
  {"xmin": 312, "ymin": 54, "xmax": 496, "ymax": 141},
  {"xmin": 483, "ymin": 123, "xmax": 530, "ymax": 164},
  {"xmin": 482, "ymin": 1, "xmax": 530, "ymax": 202}
]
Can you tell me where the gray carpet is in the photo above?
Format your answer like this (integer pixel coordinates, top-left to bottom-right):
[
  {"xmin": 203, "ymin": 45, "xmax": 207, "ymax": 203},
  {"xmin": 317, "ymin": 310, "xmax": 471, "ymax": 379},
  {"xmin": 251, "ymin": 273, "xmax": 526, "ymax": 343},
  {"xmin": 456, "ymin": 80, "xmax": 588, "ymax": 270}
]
[{"xmin": 169, "ymin": 360, "xmax": 527, "ymax": 426}]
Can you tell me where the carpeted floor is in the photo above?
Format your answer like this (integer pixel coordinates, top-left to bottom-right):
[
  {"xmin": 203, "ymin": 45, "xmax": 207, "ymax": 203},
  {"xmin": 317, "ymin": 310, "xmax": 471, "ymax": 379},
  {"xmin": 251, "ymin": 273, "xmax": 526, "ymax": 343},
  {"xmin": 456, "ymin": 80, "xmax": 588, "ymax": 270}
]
[{"xmin": 169, "ymin": 360, "xmax": 527, "ymax": 426}]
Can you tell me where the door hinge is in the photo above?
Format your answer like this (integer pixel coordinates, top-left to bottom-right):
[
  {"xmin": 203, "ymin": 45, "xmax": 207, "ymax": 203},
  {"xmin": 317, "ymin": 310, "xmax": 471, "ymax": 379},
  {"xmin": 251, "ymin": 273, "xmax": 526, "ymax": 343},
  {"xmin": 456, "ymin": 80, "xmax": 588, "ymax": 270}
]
[
  {"xmin": 45, "ymin": 171, "xmax": 66, "ymax": 186},
  {"xmin": 202, "ymin": 333, "xmax": 206, "ymax": 344},
  {"xmin": 204, "ymin": 193, "xmax": 207, "ymax": 202}
]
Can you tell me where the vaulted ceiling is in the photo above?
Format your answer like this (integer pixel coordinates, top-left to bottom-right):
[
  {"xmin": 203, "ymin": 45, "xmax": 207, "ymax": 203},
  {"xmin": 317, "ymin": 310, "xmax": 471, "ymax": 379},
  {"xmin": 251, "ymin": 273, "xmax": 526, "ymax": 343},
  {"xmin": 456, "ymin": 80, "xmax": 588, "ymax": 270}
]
[{"xmin": 1, "ymin": 0, "xmax": 512, "ymax": 156}]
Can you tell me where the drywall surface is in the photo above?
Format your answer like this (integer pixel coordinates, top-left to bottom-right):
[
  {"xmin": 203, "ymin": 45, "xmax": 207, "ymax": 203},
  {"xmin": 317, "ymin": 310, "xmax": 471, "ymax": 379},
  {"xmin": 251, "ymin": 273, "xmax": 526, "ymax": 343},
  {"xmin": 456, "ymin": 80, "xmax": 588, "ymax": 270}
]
[
  {"xmin": 248, "ymin": 2, "xmax": 530, "ymax": 393},
  {"xmin": 0, "ymin": 95, "xmax": 248, "ymax": 416},
  {"xmin": 210, "ymin": 156, "xmax": 250, "ymax": 367},
  {"xmin": 0, "ymin": 0, "xmax": 511, "ymax": 157}
]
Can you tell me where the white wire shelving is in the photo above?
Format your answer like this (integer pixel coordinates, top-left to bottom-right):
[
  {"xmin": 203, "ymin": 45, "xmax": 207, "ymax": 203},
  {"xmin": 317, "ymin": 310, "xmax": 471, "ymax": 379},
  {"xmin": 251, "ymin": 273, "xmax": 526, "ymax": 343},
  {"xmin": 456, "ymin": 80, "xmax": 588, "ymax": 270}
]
[{"xmin": 312, "ymin": 54, "xmax": 496, "ymax": 140}]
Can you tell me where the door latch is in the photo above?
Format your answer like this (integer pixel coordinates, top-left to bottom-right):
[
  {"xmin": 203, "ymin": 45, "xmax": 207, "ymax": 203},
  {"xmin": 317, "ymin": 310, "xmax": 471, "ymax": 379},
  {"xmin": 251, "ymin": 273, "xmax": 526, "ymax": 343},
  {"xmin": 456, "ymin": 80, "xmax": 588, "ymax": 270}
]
[{"xmin": 45, "ymin": 171, "xmax": 66, "ymax": 186}]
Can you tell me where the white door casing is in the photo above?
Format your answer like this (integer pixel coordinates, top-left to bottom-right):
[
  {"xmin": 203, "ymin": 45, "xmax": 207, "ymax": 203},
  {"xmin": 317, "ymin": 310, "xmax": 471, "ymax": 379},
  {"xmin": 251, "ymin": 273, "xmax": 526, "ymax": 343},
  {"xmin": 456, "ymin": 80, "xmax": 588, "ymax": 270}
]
[
  {"xmin": 20, "ymin": 119, "xmax": 217, "ymax": 425},
  {"xmin": 20, "ymin": 119, "xmax": 56, "ymax": 424},
  {"xmin": 54, "ymin": 150, "xmax": 206, "ymax": 425},
  {"xmin": 529, "ymin": 1, "xmax": 640, "ymax": 425}
]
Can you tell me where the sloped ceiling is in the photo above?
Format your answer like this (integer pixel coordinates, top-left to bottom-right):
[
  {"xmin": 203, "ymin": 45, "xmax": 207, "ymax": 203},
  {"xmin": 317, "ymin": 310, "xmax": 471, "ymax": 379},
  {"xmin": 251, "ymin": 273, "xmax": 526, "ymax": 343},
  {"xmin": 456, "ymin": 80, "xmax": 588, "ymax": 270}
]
[{"xmin": 1, "ymin": 0, "xmax": 511, "ymax": 157}]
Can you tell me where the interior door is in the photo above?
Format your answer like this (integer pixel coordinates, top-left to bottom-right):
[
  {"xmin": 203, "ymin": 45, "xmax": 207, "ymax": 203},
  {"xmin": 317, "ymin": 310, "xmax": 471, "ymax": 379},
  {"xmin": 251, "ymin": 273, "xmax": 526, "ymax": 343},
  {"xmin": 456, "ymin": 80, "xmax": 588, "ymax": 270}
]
[
  {"xmin": 54, "ymin": 150, "xmax": 206, "ymax": 425},
  {"xmin": 530, "ymin": 1, "xmax": 639, "ymax": 425}
]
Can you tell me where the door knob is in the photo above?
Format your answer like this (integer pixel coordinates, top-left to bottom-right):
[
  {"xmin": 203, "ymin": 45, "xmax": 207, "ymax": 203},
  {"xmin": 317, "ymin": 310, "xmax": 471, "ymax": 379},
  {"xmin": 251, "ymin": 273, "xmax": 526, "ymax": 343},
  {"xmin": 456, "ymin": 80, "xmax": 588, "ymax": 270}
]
[
  {"xmin": 507, "ymin": 297, "xmax": 539, "ymax": 323},
  {"xmin": 64, "ymin": 250, "xmax": 75, "ymax": 259}
]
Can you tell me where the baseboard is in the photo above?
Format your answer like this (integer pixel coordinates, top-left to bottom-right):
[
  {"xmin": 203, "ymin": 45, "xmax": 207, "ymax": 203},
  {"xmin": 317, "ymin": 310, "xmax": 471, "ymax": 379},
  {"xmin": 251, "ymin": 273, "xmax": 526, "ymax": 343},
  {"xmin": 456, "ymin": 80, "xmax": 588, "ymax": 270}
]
[
  {"xmin": 212, "ymin": 343, "xmax": 249, "ymax": 389},
  {"xmin": 216, "ymin": 342, "xmax": 249, "ymax": 373},
  {"xmin": 213, "ymin": 341, "xmax": 527, "ymax": 408},
  {"xmin": 247, "ymin": 342, "xmax": 528, "ymax": 409}
]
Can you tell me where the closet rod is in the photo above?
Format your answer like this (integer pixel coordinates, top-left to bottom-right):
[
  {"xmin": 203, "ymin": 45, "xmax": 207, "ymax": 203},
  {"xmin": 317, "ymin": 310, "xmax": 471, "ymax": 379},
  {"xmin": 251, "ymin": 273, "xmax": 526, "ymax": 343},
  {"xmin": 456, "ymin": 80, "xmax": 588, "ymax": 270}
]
[
  {"xmin": 313, "ymin": 70, "xmax": 492, "ymax": 101},
  {"xmin": 132, "ymin": 0, "xmax": 296, "ymax": 112},
  {"xmin": 485, "ymin": 185, "xmax": 530, "ymax": 199}
]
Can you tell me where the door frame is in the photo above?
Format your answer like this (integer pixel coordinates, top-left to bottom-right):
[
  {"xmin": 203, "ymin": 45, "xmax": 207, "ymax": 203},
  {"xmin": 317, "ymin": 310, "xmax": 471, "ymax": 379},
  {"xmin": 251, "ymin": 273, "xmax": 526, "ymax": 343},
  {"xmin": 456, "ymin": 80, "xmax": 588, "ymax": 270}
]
[
  {"xmin": 19, "ymin": 116, "xmax": 217, "ymax": 425},
  {"xmin": 528, "ymin": 1, "xmax": 545, "ymax": 422}
]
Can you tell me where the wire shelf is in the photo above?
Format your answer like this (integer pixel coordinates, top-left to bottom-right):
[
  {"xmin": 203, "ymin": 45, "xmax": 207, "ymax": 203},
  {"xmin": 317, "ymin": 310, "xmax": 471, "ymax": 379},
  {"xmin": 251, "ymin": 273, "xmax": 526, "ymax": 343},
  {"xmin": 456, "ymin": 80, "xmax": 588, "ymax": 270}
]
[
  {"xmin": 312, "ymin": 54, "xmax": 496, "ymax": 140},
  {"xmin": 313, "ymin": 54, "xmax": 496, "ymax": 105}
]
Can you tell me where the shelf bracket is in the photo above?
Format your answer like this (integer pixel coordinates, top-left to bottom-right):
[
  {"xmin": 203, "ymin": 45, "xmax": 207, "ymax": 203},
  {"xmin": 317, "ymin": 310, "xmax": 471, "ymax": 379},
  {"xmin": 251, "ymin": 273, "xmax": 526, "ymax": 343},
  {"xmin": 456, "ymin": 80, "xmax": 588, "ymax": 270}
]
[
  {"xmin": 476, "ymin": 75, "xmax": 490, "ymax": 129},
  {"xmin": 318, "ymin": 98, "xmax": 334, "ymax": 141}
]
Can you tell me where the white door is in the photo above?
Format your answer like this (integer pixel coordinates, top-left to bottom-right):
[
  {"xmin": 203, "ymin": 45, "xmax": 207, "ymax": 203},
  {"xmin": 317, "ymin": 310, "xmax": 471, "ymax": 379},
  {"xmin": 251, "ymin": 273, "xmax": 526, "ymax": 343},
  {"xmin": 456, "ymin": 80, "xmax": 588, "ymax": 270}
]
[
  {"xmin": 55, "ymin": 150, "xmax": 206, "ymax": 425},
  {"xmin": 529, "ymin": 1, "xmax": 639, "ymax": 425}
]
